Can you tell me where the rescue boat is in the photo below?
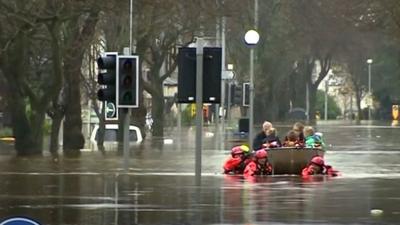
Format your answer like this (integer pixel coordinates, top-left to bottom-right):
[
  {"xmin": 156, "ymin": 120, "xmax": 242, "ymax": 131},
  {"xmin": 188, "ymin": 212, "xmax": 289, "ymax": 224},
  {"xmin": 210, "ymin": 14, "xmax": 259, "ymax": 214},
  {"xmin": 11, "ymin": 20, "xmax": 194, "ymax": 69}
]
[{"xmin": 266, "ymin": 147, "xmax": 325, "ymax": 175}]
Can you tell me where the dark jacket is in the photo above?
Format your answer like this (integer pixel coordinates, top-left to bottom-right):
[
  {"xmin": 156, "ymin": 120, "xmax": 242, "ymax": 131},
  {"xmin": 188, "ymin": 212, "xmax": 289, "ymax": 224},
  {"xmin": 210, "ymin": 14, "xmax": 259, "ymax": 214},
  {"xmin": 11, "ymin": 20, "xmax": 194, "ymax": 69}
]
[
  {"xmin": 263, "ymin": 135, "xmax": 282, "ymax": 147},
  {"xmin": 252, "ymin": 131, "xmax": 267, "ymax": 150}
]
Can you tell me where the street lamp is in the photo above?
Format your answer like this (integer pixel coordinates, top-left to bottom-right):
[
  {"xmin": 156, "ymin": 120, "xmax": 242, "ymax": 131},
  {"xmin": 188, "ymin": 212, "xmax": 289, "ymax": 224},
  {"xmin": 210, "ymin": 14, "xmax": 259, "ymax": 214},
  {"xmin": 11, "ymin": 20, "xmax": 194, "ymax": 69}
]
[
  {"xmin": 367, "ymin": 59, "xmax": 373, "ymax": 120},
  {"xmin": 244, "ymin": 29, "xmax": 260, "ymax": 149}
]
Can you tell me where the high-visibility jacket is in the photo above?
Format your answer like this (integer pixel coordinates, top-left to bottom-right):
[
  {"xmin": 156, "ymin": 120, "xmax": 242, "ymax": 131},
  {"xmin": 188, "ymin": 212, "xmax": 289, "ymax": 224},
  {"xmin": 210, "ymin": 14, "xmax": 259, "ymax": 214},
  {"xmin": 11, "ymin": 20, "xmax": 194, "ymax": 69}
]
[
  {"xmin": 223, "ymin": 156, "xmax": 251, "ymax": 174},
  {"xmin": 243, "ymin": 161, "xmax": 273, "ymax": 177},
  {"xmin": 301, "ymin": 165, "xmax": 339, "ymax": 177}
]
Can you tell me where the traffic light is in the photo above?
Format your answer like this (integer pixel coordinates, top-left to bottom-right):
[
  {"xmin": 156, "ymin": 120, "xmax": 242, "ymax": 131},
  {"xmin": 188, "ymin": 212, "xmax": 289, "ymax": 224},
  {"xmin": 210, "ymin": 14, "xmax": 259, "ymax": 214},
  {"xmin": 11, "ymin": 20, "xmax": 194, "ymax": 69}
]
[
  {"xmin": 177, "ymin": 47, "xmax": 222, "ymax": 103},
  {"xmin": 117, "ymin": 55, "xmax": 139, "ymax": 108},
  {"xmin": 243, "ymin": 82, "xmax": 250, "ymax": 106},
  {"xmin": 97, "ymin": 52, "xmax": 117, "ymax": 102},
  {"xmin": 177, "ymin": 47, "xmax": 196, "ymax": 103},
  {"xmin": 233, "ymin": 84, "xmax": 243, "ymax": 105},
  {"xmin": 97, "ymin": 52, "xmax": 118, "ymax": 120},
  {"xmin": 203, "ymin": 47, "xmax": 221, "ymax": 103}
]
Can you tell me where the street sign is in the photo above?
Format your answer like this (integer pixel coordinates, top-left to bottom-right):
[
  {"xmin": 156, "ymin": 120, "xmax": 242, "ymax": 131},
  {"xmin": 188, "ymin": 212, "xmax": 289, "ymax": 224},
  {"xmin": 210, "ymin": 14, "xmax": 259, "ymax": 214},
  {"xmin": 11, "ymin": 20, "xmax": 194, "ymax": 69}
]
[{"xmin": 105, "ymin": 101, "xmax": 118, "ymax": 120}]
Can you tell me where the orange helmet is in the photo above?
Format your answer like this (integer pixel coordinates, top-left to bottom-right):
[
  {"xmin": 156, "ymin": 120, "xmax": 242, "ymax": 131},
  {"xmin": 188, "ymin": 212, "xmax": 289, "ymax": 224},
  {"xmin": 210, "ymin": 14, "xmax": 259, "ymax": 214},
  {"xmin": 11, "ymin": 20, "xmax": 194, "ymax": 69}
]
[
  {"xmin": 311, "ymin": 156, "xmax": 325, "ymax": 166},
  {"xmin": 255, "ymin": 149, "xmax": 268, "ymax": 159},
  {"xmin": 231, "ymin": 145, "xmax": 250, "ymax": 157}
]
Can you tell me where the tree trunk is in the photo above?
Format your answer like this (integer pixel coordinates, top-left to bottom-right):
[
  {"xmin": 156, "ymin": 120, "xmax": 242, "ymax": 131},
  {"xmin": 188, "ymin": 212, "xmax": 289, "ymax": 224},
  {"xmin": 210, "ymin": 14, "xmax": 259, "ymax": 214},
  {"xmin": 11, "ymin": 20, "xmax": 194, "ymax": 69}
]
[
  {"xmin": 355, "ymin": 88, "xmax": 362, "ymax": 124},
  {"xmin": 62, "ymin": 11, "xmax": 99, "ymax": 157},
  {"xmin": 49, "ymin": 112, "xmax": 63, "ymax": 155},
  {"xmin": 63, "ymin": 55, "xmax": 85, "ymax": 156},
  {"xmin": 9, "ymin": 96, "xmax": 43, "ymax": 156},
  {"xmin": 151, "ymin": 83, "xmax": 165, "ymax": 137},
  {"xmin": 308, "ymin": 84, "xmax": 318, "ymax": 124}
]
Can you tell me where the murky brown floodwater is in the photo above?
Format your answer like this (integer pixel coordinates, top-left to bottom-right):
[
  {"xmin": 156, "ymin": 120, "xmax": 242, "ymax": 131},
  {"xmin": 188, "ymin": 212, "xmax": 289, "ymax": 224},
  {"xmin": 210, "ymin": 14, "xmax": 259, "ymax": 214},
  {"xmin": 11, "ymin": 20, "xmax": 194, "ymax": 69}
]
[{"xmin": 0, "ymin": 121, "xmax": 400, "ymax": 224}]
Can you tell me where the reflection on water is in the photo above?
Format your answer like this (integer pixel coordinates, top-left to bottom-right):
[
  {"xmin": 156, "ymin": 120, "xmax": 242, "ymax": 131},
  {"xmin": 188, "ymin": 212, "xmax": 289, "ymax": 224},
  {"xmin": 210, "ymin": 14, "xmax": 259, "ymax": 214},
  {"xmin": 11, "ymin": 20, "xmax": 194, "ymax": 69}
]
[{"xmin": 0, "ymin": 121, "xmax": 400, "ymax": 224}]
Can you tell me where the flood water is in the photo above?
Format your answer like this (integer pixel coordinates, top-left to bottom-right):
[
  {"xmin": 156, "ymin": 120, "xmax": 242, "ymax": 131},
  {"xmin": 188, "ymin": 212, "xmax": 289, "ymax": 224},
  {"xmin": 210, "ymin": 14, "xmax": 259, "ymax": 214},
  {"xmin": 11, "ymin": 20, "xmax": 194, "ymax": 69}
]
[{"xmin": 0, "ymin": 121, "xmax": 400, "ymax": 225}]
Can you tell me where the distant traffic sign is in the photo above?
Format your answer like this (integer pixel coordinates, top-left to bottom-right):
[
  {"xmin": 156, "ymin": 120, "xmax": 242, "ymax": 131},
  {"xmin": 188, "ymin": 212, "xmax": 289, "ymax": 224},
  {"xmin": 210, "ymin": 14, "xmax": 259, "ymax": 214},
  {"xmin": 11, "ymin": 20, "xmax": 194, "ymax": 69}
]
[{"xmin": 0, "ymin": 217, "xmax": 42, "ymax": 225}]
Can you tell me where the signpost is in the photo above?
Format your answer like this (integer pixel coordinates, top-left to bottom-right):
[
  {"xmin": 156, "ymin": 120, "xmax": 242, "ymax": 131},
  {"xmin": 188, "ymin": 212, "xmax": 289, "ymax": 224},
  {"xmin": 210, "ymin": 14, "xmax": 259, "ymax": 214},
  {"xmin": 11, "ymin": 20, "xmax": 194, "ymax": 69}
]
[{"xmin": 105, "ymin": 102, "xmax": 117, "ymax": 119}]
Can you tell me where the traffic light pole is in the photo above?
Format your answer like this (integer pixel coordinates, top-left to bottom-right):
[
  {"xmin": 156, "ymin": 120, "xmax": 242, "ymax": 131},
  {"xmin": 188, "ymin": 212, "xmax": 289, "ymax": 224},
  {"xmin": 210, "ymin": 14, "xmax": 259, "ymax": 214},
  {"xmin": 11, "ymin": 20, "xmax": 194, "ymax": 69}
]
[
  {"xmin": 195, "ymin": 38, "xmax": 204, "ymax": 186},
  {"xmin": 123, "ymin": 108, "xmax": 130, "ymax": 170},
  {"xmin": 122, "ymin": 47, "xmax": 131, "ymax": 171}
]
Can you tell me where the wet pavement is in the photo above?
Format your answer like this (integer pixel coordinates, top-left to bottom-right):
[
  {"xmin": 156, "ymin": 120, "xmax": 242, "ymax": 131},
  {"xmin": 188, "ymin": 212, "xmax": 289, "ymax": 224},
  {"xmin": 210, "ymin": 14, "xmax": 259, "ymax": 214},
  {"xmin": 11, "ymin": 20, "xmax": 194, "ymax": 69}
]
[{"xmin": 0, "ymin": 121, "xmax": 400, "ymax": 224}]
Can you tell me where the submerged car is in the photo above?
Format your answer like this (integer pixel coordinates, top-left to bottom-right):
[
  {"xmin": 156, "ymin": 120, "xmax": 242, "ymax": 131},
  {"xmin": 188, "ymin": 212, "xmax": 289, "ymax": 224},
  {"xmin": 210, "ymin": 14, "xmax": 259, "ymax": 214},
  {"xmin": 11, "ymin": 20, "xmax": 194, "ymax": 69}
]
[{"xmin": 89, "ymin": 124, "xmax": 143, "ymax": 150}]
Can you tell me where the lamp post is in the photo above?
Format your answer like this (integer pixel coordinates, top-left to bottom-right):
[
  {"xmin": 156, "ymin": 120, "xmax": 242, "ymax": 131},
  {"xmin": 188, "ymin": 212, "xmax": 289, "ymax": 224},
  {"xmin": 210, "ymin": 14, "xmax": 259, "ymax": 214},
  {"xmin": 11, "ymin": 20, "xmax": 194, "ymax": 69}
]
[
  {"xmin": 324, "ymin": 79, "xmax": 328, "ymax": 120},
  {"xmin": 244, "ymin": 30, "xmax": 260, "ymax": 149},
  {"xmin": 367, "ymin": 59, "xmax": 373, "ymax": 120}
]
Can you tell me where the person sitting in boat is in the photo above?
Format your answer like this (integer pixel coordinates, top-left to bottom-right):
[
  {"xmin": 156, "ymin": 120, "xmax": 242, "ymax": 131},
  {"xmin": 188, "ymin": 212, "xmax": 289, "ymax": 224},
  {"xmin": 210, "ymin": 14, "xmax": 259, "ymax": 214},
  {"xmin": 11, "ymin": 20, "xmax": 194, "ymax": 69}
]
[
  {"xmin": 262, "ymin": 127, "xmax": 282, "ymax": 148},
  {"xmin": 301, "ymin": 156, "xmax": 339, "ymax": 177},
  {"xmin": 252, "ymin": 121, "xmax": 273, "ymax": 150},
  {"xmin": 304, "ymin": 126, "xmax": 325, "ymax": 148},
  {"xmin": 284, "ymin": 122, "xmax": 305, "ymax": 144},
  {"xmin": 223, "ymin": 145, "xmax": 252, "ymax": 174},
  {"xmin": 244, "ymin": 149, "xmax": 273, "ymax": 177},
  {"xmin": 283, "ymin": 130, "xmax": 303, "ymax": 148}
]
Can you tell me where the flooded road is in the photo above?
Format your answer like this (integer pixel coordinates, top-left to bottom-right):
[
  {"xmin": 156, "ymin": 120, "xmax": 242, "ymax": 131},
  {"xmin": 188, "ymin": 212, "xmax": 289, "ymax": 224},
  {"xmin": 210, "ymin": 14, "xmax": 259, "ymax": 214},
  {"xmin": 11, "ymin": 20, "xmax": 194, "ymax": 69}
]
[{"xmin": 0, "ymin": 121, "xmax": 400, "ymax": 224}]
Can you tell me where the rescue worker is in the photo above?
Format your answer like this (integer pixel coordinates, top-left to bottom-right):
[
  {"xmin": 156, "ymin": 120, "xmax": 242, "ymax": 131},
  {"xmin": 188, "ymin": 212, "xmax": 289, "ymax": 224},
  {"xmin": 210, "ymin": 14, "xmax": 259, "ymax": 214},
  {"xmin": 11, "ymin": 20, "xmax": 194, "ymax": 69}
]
[
  {"xmin": 244, "ymin": 149, "xmax": 273, "ymax": 177},
  {"xmin": 223, "ymin": 145, "xmax": 251, "ymax": 174},
  {"xmin": 252, "ymin": 121, "xmax": 273, "ymax": 150},
  {"xmin": 301, "ymin": 156, "xmax": 339, "ymax": 177}
]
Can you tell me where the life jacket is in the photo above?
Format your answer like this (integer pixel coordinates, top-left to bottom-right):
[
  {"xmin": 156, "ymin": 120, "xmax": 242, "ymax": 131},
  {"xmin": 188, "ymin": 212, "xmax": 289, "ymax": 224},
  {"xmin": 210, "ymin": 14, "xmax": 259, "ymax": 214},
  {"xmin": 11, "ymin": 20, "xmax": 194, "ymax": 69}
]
[
  {"xmin": 301, "ymin": 164, "xmax": 339, "ymax": 177},
  {"xmin": 244, "ymin": 161, "xmax": 273, "ymax": 177},
  {"xmin": 305, "ymin": 135, "xmax": 325, "ymax": 148},
  {"xmin": 223, "ymin": 157, "xmax": 251, "ymax": 174}
]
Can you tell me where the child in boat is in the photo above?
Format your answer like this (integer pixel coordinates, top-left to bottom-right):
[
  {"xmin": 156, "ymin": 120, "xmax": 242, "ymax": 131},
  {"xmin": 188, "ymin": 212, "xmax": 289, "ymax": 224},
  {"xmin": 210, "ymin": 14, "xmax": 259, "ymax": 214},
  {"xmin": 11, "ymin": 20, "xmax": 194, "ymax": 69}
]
[
  {"xmin": 244, "ymin": 149, "xmax": 273, "ymax": 177},
  {"xmin": 262, "ymin": 127, "xmax": 281, "ymax": 148},
  {"xmin": 283, "ymin": 130, "xmax": 303, "ymax": 147},
  {"xmin": 223, "ymin": 145, "xmax": 252, "ymax": 174},
  {"xmin": 293, "ymin": 122, "xmax": 305, "ymax": 143},
  {"xmin": 304, "ymin": 126, "xmax": 325, "ymax": 148},
  {"xmin": 301, "ymin": 156, "xmax": 339, "ymax": 177}
]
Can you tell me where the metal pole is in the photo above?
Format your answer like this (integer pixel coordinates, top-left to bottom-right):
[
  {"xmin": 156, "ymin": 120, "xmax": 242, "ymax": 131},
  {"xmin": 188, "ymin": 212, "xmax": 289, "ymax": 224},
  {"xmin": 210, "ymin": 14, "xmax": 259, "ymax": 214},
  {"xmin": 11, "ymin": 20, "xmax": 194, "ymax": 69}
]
[
  {"xmin": 324, "ymin": 80, "xmax": 328, "ymax": 120},
  {"xmin": 122, "ymin": 48, "xmax": 131, "ymax": 170},
  {"xmin": 129, "ymin": 0, "xmax": 133, "ymax": 52},
  {"xmin": 227, "ymin": 81, "xmax": 232, "ymax": 125},
  {"xmin": 368, "ymin": 63, "xmax": 372, "ymax": 120},
  {"xmin": 177, "ymin": 103, "xmax": 182, "ymax": 151},
  {"xmin": 195, "ymin": 38, "xmax": 204, "ymax": 186},
  {"xmin": 220, "ymin": 10, "xmax": 226, "ymax": 137},
  {"xmin": 123, "ymin": 109, "xmax": 130, "ymax": 170},
  {"xmin": 306, "ymin": 83, "xmax": 310, "ymax": 122},
  {"xmin": 249, "ymin": 48, "xmax": 254, "ymax": 150},
  {"xmin": 248, "ymin": 0, "xmax": 258, "ymax": 150}
]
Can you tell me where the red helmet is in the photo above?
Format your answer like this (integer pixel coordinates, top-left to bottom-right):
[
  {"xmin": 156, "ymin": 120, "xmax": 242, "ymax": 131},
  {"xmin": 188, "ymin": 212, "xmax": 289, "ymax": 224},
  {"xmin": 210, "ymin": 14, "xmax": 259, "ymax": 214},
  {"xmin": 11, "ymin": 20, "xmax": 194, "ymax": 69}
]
[
  {"xmin": 255, "ymin": 149, "xmax": 268, "ymax": 159},
  {"xmin": 311, "ymin": 156, "xmax": 325, "ymax": 166},
  {"xmin": 231, "ymin": 145, "xmax": 250, "ymax": 157}
]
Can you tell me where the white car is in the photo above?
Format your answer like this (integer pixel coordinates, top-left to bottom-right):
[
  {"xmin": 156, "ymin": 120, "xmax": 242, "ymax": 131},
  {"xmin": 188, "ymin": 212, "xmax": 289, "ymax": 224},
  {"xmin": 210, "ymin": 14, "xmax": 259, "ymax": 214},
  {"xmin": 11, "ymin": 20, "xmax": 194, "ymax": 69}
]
[{"xmin": 89, "ymin": 124, "xmax": 143, "ymax": 150}]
